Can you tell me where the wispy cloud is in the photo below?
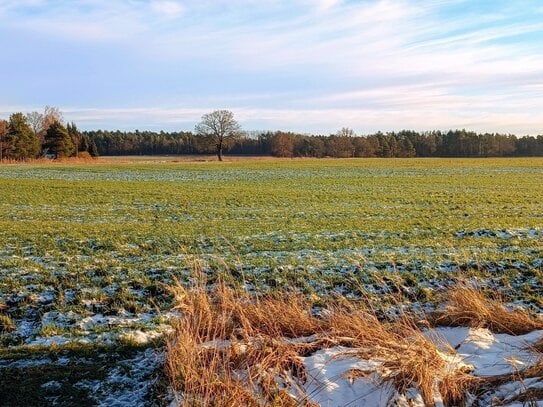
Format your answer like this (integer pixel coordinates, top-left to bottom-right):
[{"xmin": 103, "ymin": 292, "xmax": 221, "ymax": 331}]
[{"xmin": 150, "ymin": 0, "xmax": 185, "ymax": 17}]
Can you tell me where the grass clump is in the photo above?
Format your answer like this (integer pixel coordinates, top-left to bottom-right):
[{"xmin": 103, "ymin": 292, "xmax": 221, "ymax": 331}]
[
  {"xmin": 325, "ymin": 304, "xmax": 477, "ymax": 406},
  {"xmin": 38, "ymin": 324, "xmax": 70, "ymax": 337},
  {"xmin": 430, "ymin": 285, "xmax": 543, "ymax": 335},
  {"xmin": 166, "ymin": 277, "xmax": 319, "ymax": 406}
]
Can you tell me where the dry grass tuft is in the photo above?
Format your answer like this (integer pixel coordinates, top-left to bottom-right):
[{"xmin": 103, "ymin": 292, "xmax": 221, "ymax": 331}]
[
  {"xmin": 168, "ymin": 277, "xmax": 320, "ymax": 341},
  {"xmin": 166, "ymin": 279, "xmax": 320, "ymax": 406},
  {"xmin": 0, "ymin": 314, "xmax": 16, "ymax": 333},
  {"xmin": 438, "ymin": 373, "xmax": 482, "ymax": 406},
  {"xmin": 430, "ymin": 286, "xmax": 543, "ymax": 335},
  {"xmin": 506, "ymin": 387, "xmax": 543, "ymax": 404},
  {"xmin": 324, "ymin": 305, "xmax": 475, "ymax": 406}
]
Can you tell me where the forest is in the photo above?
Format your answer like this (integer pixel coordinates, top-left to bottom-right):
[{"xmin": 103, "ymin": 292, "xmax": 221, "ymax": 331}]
[
  {"xmin": 86, "ymin": 128, "xmax": 543, "ymax": 158},
  {"xmin": 1, "ymin": 108, "xmax": 543, "ymax": 160}
]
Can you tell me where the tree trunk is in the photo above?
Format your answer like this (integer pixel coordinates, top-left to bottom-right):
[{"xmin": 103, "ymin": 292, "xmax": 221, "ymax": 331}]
[{"xmin": 217, "ymin": 143, "xmax": 223, "ymax": 161}]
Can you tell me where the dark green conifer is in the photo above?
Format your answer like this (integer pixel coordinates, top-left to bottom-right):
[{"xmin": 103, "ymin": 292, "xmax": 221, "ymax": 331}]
[{"xmin": 44, "ymin": 120, "xmax": 75, "ymax": 158}]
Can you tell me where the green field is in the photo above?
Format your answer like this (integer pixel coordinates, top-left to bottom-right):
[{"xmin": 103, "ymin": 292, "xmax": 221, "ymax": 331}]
[{"xmin": 1, "ymin": 157, "xmax": 542, "ymax": 404}]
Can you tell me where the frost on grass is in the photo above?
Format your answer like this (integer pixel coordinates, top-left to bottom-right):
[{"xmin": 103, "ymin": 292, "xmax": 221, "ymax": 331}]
[{"xmin": 75, "ymin": 347, "xmax": 162, "ymax": 407}]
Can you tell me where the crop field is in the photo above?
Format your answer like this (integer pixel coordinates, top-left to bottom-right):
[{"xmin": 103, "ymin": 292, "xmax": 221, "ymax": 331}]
[{"xmin": 0, "ymin": 157, "xmax": 542, "ymax": 406}]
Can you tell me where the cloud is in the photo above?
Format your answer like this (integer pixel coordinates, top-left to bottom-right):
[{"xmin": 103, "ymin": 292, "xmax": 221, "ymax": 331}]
[
  {"xmin": 309, "ymin": 0, "xmax": 342, "ymax": 12},
  {"xmin": 150, "ymin": 0, "xmax": 185, "ymax": 18},
  {"xmin": 1, "ymin": 0, "xmax": 543, "ymax": 134}
]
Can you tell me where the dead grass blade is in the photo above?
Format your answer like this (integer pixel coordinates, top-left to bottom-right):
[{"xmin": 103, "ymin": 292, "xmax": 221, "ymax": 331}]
[{"xmin": 166, "ymin": 278, "xmax": 321, "ymax": 406}]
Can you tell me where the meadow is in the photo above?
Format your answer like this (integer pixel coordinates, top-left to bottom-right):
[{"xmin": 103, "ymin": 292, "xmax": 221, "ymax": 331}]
[{"xmin": 0, "ymin": 157, "xmax": 542, "ymax": 405}]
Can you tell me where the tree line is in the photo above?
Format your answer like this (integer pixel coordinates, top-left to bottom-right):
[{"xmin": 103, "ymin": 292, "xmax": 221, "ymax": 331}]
[
  {"xmin": 85, "ymin": 128, "xmax": 543, "ymax": 158},
  {"xmin": 0, "ymin": 107, "xmax": 98, "ymax": 160},
  {"xmin": 2, "ymin": 108, "xmax": 543, "ymax": 160}
]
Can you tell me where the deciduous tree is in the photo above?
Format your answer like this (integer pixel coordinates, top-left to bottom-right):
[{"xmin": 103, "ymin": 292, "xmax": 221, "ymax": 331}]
[
  {"xmin": 270, "ymin": 132, "xmax": 295, "ymax": 157},
  {"xmin": 195, "ymin": 110, "xmax": 241, "ymax": 161},
  {"xmin": 26, "ymin": 106, "xmax": 63, "ymax": 144}
]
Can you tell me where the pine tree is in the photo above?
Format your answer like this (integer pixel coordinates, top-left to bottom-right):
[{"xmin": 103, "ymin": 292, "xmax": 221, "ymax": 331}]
[
  {"xmin": 80, "ymin": 134, "xmax": 90, "ymax": 153},
  {"xmin": 377, "ymin": 134, "xmax": 391, "ymax": 157},
  {"xmin": 6, "ymin": 113, "xmax": 40, "ymax": 160},
  {"xmin": 88, "ymin": 137, "xmax": 99, "ymax": 157},
  {"xmin": 67, "ymin": 122, "xmax": 81, "ymax": 157},
  {"xmin": 401, "ymin": 138, "xmax": 416, "ymax": 157},
  {"xmin": 44, "ymin": 121, "xmax": 75, "ymax": 158}
]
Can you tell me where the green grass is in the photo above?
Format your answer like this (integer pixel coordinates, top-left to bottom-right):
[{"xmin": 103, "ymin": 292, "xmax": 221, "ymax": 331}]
[
  {"xmin": 0, "ymin": 159, "xmax": 540, "ymax": 246},
  {"xmin": 1, "ymin": 158, "xmax": 542, "ymax": 303}
]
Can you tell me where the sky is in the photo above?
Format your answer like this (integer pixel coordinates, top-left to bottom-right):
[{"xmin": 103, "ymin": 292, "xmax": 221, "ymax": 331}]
[{"xmin": 0, "ymin": 0, "xmax": 542, "ymax": 134}]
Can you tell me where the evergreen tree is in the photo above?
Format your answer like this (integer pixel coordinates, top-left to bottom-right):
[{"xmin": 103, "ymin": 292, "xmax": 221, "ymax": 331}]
[
  {"xmin": 376, "ymin": 133, "xmax": 391, "ymax": 157},
  {"xmin": 401, "ymin": 138, "xmax": 416, "ymax": 157},
  {"xmin": 67, "ymin": 122, "xmax": 81, "ymax": 157},
  {"xmin": 79, "ymin": 134, "xmax": 91, "ymax": 152},
  {"xmin": 6, "ymin": 113, "xmax": 40, "ymax": 160},
  {"xmin": 44, "ymin": 121, "xmax": 74, "ymax": 158},
  {"xmin": 88, "ymin": 136, "xmax": 99, "ymax": 157},
  {"xmin": 0, "ymin": 120, "xmax": 8, "ymax": 161}
]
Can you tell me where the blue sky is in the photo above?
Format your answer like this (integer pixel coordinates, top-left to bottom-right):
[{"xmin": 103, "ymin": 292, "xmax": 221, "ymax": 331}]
[{"xmin": 1, "ymin": 0, "xmax": 542, "ymax": 134}]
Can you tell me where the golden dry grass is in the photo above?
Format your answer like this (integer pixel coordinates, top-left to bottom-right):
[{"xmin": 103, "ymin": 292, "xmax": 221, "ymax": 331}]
[
  {"xmin": 429, "ymin": 286, "xmax": 543, "ymax": 335},
  {"xmin": 0, "ymin": 314, "xmax": 16, "ymax": 333},
  {"xmin": 324, "ymin": 304, "xmax": 476, "ymax": 406},
  {"xmin": 0, "ymin": 156, "xmax": 98, "ymax": 165},
  {"xmin": 166, "ymin": 280, "xmax": 525, "ymax": 406},
  {"xmin": 166, "ymin": 279, "xmax": 320, "ymax": 406}
]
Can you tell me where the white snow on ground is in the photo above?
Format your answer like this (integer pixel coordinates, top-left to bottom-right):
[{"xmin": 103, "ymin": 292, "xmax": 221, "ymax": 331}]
[
  {"xmin": 431, "ymin": 327, "xmax": 543, "ymax": 376},
  {"xmin": 290, "ymin": 327, "xmax": 543, "ymax": 406},
  {"xmin": 28, "ymin": 335, "xmax": 73, "ymax": 347},
  {"xmin": 27, "ymin": 325, "xmax": 172, "ymax": 347},
  {"xmin": 119, "ymin": 329, "xmax": 166, "ymax": 345},
  {"xmin": 300, "ymin": 347, "xmax": 395, "ymax": 407},
  {"xmin": 485, "ymin": 377, "xmax": 543, "ymax": 406},
  {"xmin": 77, "ymin": 312, "xmax": 155, "ymax": 330},
  {"xmin": 167, "ymin": 327, "xmax": 543, "ymax": 406}
]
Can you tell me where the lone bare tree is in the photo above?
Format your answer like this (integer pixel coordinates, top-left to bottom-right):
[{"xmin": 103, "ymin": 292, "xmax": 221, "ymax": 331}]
[{"xmin": 195, "ymin": 110, "xmax": 241, "ymax": 161}]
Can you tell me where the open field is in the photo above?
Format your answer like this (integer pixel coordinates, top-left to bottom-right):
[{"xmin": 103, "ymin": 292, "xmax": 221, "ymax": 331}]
[{"xmin": 0, "ymin": 158, "xmax": 542, "ymax": 405}]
